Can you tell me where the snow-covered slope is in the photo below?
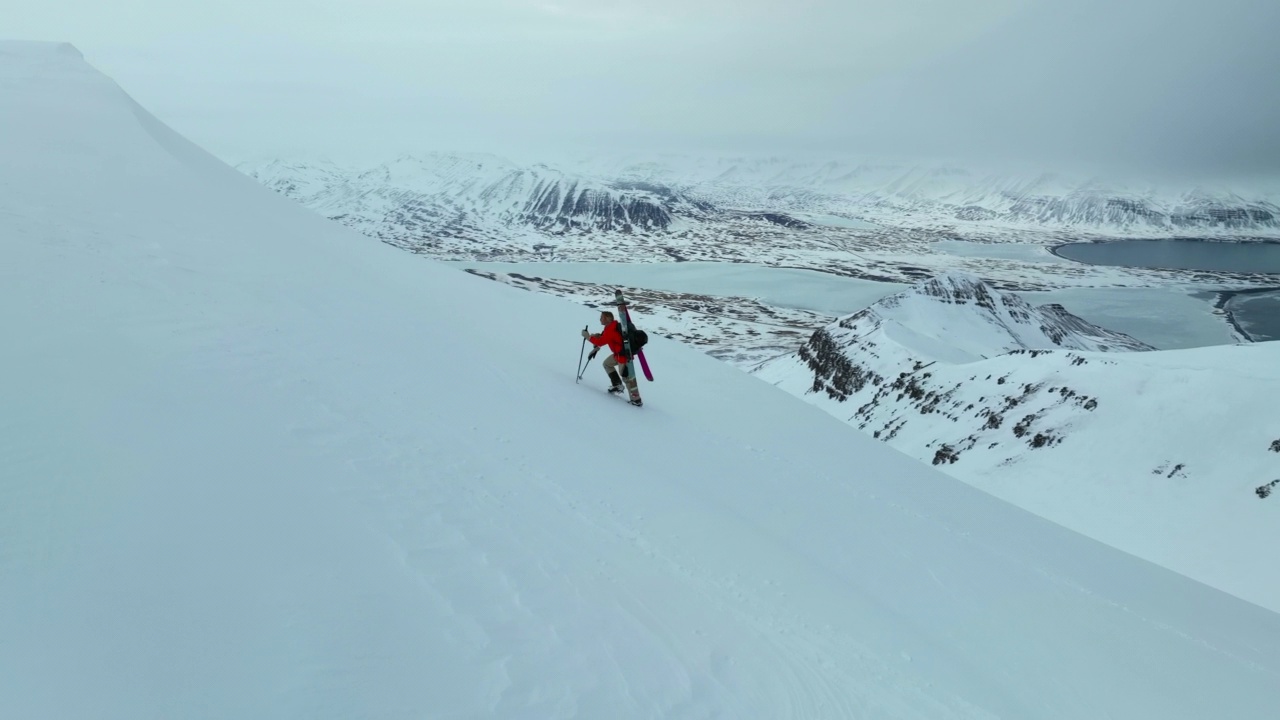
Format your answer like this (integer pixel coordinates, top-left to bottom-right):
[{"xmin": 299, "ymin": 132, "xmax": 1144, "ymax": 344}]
[
  {"xmin": 5, "ymin": 41, "xmax": 1280, "ymax": 719},
  {"xmin": 755, "ymin": 275, "xmax": 1280, "ymax": 611}
]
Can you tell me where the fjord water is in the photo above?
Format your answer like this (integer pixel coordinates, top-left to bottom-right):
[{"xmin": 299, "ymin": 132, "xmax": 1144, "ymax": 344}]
[
  {"xmin": 1054, "ymin": 239, "xmax": 1280, "ymax": 273},
  {"xmin": 1051, "ymin": 239, "xmax": 1280, "ymax": 341}
]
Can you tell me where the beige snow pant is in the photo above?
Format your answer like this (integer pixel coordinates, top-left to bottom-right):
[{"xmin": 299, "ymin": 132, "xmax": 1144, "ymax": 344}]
[{"xmin": 603, "ymin": 354, "xmax": 639, "ymax": 392}]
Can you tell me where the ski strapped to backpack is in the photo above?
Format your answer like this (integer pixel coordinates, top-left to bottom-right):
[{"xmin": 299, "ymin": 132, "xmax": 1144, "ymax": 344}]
[{"xmin": 614, "ymin": 289, "xmax": 654, "ymax": 382}]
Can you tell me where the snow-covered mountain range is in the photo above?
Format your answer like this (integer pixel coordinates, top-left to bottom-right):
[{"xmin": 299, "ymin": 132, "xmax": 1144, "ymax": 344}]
[
  {"xmin": 594, "ymin": 155, "xmax": 1280, "ymax": 231},
  {"xmin": 754, "ymin": 273, "xmax": 1280, "ymax": 611},
  {"xmin": 7, "ymin": 40, "xmax": 1280, "ymax": 719},
  {"xmin": 242, "ymin": 154, "xmax": 716, "ymax": 254},
  {"xmin": 239, "ymin": 153, "xmax": 1280, "ymax": 249}
]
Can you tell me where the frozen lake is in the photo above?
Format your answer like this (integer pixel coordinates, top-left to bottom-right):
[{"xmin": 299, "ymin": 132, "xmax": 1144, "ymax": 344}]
[{"xmin": 453, "ymin": 261, "xmax": 1253, "ymax": 349}]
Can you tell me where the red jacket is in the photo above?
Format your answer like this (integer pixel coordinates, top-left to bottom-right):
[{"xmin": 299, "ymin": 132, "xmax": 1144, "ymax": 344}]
[{"xmin": 589, "ymin": 321, "xmax": 629, "ymax": 362}]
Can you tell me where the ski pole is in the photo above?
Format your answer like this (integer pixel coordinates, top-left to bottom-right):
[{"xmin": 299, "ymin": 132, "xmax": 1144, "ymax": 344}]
[{"xmin": 575, "ymin": 325, "xmax": 589, "ymax": 382}]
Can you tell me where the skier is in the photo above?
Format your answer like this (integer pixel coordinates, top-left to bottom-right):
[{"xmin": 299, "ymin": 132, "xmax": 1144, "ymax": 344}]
[{"xmin": 582, "ymin": 310, "xmax": 641, "ymax": 405}]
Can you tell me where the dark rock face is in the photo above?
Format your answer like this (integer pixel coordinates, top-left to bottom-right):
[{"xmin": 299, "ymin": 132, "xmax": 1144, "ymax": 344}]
[
  {"xmin": 1004, "ymin": 192, "xmax": 1279, "ymax": 230},
  {"xmin": 1171, "ymin": 206, "xmax": 1275, "ymax": 228},
  {"xmin": 915, "ymin": 275, "xmax": 999, "ymax": 313},
  {"xmin": 522, "ymin": 180, "xmax": 674, "ymax": 233},
  {"xmin": 247, "ymin": 157, "xmax": 717, "ymax": 241},
  {"xmin": 750, "ymin": 213, "xmax": 810, "ymax": 229},
  {"xmin": 781, "ymin": 274, "xmax": 1151, "ymax": 467},
  {"xmin": 799, "ymin": 327, "xmax": 883, "ymax": 402},
  {"xmin": 954, "ymin": 205, "xmax": 1000, "ymax": 221}
]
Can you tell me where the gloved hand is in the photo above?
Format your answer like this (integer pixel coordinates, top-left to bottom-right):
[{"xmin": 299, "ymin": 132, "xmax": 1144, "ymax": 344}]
[
  {"xmin": 581, "ymin": 329, "xmax": 592, "ymax": 338},
  {"xmin": 588, "ymin": 348, "xmax": 598, "ymax": 360}
]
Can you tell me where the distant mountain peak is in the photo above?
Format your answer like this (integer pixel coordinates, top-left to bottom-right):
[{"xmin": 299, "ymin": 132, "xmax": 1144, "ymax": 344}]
[
  {"xmin": 907, "ymin": 271, "xmax": 999, "ymax": 305},
  {"xmin": 236, "ymin": 152, "xmax": 721, "ymax": 247},
  {"xmin": 0, "ymin": 40, "xmax": 83, "ymax": 60}
]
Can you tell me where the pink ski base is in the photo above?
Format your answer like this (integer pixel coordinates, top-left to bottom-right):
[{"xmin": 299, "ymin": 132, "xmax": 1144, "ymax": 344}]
[{"xmin": 637, "ymin": 348, "xmax": 653, "ymax": 381}]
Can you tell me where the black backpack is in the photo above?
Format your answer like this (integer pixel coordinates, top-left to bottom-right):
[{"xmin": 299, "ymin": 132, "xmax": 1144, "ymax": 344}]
[{"xmin": 627, "ymin": 326, "xmax": 648, "ymax": 351}]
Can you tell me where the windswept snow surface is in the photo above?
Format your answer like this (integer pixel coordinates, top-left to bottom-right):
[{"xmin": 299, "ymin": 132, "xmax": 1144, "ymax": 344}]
[
  {"xmin": 3, "ymin": 42, "xmax": 1280, "ymax": 719},
  {"xmin": 753, "ymin": 277, "xmax": 1280, "ymax": 612}
]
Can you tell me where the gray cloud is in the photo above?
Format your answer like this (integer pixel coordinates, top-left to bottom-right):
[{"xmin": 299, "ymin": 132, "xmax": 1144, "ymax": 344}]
[
  {"xmin": 831, "ymin": 0, "xmax": 1280, "ymax": 178},
  {"xmin": 9, "ymin": 0, "xmax": 1279, "ymax": 177}
]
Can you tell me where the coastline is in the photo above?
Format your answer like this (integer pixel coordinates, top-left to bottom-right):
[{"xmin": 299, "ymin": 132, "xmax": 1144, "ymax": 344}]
[
  {"xmin": 1210, "ymin": 286, "xmax": 1280, "ymax": 343},
  {"xmin": 1045, "ymin": 240, "xmax": 1280, "ymax": 343}
]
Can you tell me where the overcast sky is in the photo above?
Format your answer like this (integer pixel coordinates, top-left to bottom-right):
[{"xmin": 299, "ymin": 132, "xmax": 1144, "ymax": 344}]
[{"xmin": 10, "ymin": 0, "xmax": 1280, "ymax": 177}]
